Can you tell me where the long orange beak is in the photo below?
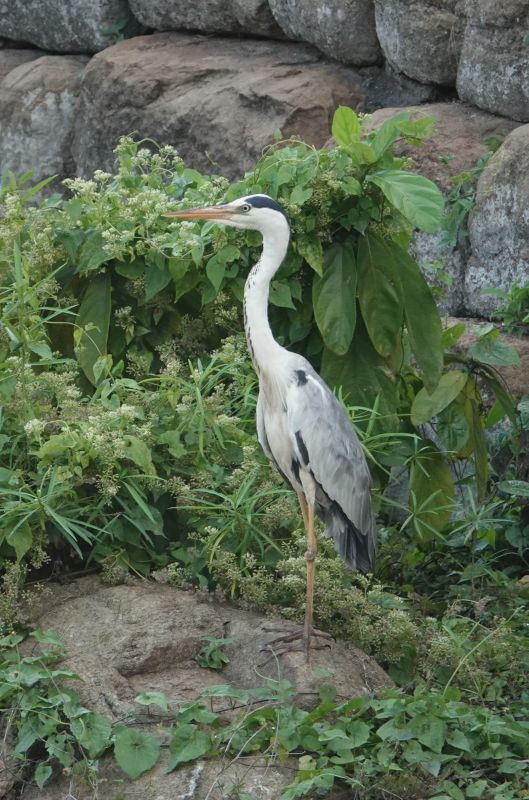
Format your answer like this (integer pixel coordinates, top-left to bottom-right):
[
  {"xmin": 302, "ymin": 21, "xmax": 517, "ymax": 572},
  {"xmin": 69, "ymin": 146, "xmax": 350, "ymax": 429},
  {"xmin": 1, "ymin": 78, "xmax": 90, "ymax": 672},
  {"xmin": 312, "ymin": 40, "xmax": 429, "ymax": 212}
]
[{"xmin": 163, "ymin": 205, "xmax": 234, "ymax": 221}]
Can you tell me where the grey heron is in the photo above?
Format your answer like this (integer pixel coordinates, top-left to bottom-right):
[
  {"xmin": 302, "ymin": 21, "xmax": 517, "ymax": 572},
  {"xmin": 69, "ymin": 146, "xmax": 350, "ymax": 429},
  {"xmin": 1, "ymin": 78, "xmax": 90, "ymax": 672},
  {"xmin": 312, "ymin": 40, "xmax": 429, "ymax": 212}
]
[{"xmin": 165, "ymin": 195, "xmax": 376, "ymax": 660}]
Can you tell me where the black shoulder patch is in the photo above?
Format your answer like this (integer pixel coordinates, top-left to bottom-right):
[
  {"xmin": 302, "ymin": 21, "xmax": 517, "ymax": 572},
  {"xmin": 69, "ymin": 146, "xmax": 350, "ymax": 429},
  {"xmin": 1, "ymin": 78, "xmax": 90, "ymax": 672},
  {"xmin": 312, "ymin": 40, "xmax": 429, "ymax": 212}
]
[
  {"xmin": 246, "ymin": 195, "xmax": 289, "ymax": 221},
  {"xmin": 294, "ymin": 369, "xmax": 307, "ymax": 386},
  {"xmin": 295, "ymin": 430, "xmax": 309, "ymax": 466}
]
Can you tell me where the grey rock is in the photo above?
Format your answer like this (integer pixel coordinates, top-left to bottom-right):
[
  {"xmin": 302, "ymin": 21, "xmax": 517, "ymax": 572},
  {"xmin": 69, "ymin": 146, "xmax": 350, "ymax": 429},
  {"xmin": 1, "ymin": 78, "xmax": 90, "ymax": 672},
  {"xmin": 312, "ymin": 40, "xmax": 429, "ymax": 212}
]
[
  {"xmin": 357, "ymin": 63, "xmax": 443, "ymax": 110},
  {"xmin": 223, "ymin": 618, "xmax": 392, "ymax": 706},
  {"xmin": 413, "ymin": 230, "xmax": 467, "ymax": 316},
  {"xmin": 0, "ymin": 48, "xmax": 42, "ymax": 83},
  {"xmin": 129, "ymin": 0, "xmax": 283, "ymax": 37},
  {"xmin": 72, "ymin": 33, "xmax": 366, "ymax": 180},
  {"xmin": 19, "ymin": 754, "xmax": 298, "ymax": 800},
  {"xmin": 374, "ymin": 0, "xmax": 465, "ymax": 86},
  {"xmin": 269, "ymin": 0, "xmax": 381, "ymax": 65},
  {"xmin": 457, "ymin": 0, "xmax": 529, "ymax": 122},
  {"xmin": 0, "ymin": 55, "xmax": 88, "ymax": 188},
  {"xmin": 13, "ymin": 575, "xmax": 391, "ymax": 798},
  {"xmin": 0, "ymin": 0, "xmax": 144, "ymax": 54},
  {"xmin": 467, "ymin": 124, "xmax": 529, "ymax": 316}
]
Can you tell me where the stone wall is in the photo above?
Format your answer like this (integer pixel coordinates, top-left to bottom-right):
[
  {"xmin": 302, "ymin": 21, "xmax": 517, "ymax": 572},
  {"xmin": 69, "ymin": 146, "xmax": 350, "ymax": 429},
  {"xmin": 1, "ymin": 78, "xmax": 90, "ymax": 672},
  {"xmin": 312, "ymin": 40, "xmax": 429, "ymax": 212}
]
[{"xmin": 0, "ymin": 0, "xmax": 528, "ymax": 317}]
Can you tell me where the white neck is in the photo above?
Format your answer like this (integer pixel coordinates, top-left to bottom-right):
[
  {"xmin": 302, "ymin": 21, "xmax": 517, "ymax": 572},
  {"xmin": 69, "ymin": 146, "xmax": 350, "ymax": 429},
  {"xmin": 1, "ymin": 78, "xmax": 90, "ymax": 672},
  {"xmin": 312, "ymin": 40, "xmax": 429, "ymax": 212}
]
[{"xmin": 243, "ymin": 223, "xmax": 290, "ymax": 374}]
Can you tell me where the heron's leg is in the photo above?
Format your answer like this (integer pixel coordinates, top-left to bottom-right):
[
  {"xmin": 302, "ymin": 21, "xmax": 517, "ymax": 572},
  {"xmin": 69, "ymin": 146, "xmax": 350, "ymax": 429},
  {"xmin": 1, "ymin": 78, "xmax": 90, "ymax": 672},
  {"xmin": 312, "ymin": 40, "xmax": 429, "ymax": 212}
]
[
  {"xmin": 297, "ymin": 491, "xmax": 309, "ymax": 530},
  {"xmin": 303, "ymin": 500, "xmax": 317, "ymax": 661},
  {"xmin": 258, "ymin": 494, "xmax": 332, "ymax": 664}
]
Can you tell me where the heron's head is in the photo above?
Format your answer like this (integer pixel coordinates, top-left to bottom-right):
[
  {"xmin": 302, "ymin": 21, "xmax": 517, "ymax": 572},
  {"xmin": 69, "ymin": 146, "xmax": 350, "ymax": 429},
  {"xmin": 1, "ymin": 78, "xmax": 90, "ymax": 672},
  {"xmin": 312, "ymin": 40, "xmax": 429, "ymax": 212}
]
[{"xmin": 164, "ymin": 194, "xmax": 289, "ymax": 236}]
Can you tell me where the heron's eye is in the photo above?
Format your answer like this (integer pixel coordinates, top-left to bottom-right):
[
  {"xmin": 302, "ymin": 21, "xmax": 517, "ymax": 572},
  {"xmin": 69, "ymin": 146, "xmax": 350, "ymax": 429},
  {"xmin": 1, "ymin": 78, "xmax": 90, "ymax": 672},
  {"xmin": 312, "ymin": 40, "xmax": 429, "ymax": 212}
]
[{"xmin": 241, "ymin": 203, "xmax": 252, "ymax": 213}]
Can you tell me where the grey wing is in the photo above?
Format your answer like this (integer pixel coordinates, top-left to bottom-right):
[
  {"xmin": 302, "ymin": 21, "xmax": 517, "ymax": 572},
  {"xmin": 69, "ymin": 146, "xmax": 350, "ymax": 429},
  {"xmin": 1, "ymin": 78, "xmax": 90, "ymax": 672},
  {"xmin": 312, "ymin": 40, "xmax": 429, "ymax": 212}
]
[
  {"xmin": 256, "ymin": 391, "xmax": 291, "ymax": 486},
  {"xmin": 256, "ymin": 391, "xmax": 273, "ymax": 461},
  {"xmin": 286, "ymin": 369, "xmax": 376, "ymax": 571}
]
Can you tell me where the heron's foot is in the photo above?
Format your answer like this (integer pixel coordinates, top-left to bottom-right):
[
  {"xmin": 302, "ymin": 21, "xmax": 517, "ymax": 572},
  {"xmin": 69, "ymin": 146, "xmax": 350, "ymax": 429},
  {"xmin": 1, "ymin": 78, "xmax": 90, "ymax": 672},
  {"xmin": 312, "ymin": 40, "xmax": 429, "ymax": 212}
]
[{"xmin": 259, "ymin": 621, "xmax": 333, "ymax": 664}]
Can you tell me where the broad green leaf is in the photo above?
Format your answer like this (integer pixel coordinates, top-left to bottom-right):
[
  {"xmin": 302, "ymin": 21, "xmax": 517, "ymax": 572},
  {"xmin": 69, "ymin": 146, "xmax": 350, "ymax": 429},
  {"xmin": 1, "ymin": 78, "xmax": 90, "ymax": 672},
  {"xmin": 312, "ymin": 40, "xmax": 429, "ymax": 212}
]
[
  {"xmin": 206, "ymin": 245, "xmax": 240, "ymax": 295},
  {"xmin": 135, "ymin": 691, "xmax": 171, "ymax": 712},
  {"xmin": 77, "ymin": 231, "xmax": 109, "ymax": 273},
  {"xmin": 371, "ymin": 113, "xmax": 436, "ymax": 160},
  {"xmin": 408, "ymin": 714, "xmax": 446, "ymax": 754},
  {"xmin": 7, "ymin": 522, "xmax": 32, "ymax": 561},
  {"xmin": 445, "ymin": 729, "xmax": 471, "ymax": 752},
  {"xmin": 290, "ymin": 184, "xmax": 313, "ymax": 205},
  {"xmin": 270, "ymin": 280, "xmax": 295, "ymax": 309},
  {"xmin": 158, "ymin": 429, "xmax": 186, "ymax": 459},
  {"xmin": 371, "ymin": 112, "xmax": 412, "ymax": 159},
  {"xmin": 480, "ymin": 372, "xmax": 517, "ymax": 423},
  {"xmin": 466, "ymin": 780, "xmax": 488, "ymax": 797},
  {"xmin": 320, "ymin": 318, "xmax": 400, "ymax": 433},
  {"xmin": 167, "ymin": 723, "xmax": 212, "ymax": 772},
  {"xmin": 498, "ymin": 479, "xmax": 529, "ymax": 498},
  {"xmin": 45, "ymin": 734, "xmax": 73, "ymax": 768},
  {"xmin": 442, "ymin": 322, "xmax": 466, "ymax": 349},
  {"xmin": 168, "ymin": 259, "xmax": 201, "ymax": 302},
  {"xmin": 369, "ymin": 169, "xmax": 444, "ymax": 233},
  {"xmin": 468, "ymin": 333, "xmax": 520, "ymax": 367},
  {"xmin": 347, "ymin": 720, "xmax": 370, "ymax": 748},
  {"xmin": 145, "ymin": 260, "xmax": 171, "ymax": 300},
  {"xmin": 410, "ymin": 441, "xmax": 455, "ymax": 536},
  {"xmin": 113, "ymin": 726, "xmax": 161, "ymax": 779},
  {"xmin": 34, "ymin": 763, "xmax": 52, "ymax": 790},
  {"xmin": 331, "ymin": 106, "xmax": 362, "ymax": 145},
  {"xmin": 357, "ymin": 234, "xmax": 404, "ymax": 358},
  {"xmin": 28, "ymin": 341, "xmax": 53, "ymax": 360},
  {"xmin": 312, "ymin": 242, "xmax": 357, "ymax": 355},
  {"xmin": 71, "ymin": 712, "xmax": 112, "ymax": 758},
  {"xmin": 122, "ymin": 436, "xmax": 155, "ymax": 475},
  {"xmin": 436, "ymin": 407, "xmax": 470, "ymax": 453},
  {"xmin": 297, "ymin": 236, "xmax": 323, "ymax": 276},
  {"xmin": 206, "ymin": 253, "xmax": 225, "ymax": 294},
  {"xmin": 392, "ymin": 243, "xmax": 443, "ymax": 391},
  {"xmin": 411, "ymin": 370, "xmax": 468, "ymax": 426},
  {"xmin": 115, "ymin": 258, "xmax": 145, "ymax": 278},
  {"xmin": 75, "ymin": 272, "xmax": 112, "ymax": 386}
]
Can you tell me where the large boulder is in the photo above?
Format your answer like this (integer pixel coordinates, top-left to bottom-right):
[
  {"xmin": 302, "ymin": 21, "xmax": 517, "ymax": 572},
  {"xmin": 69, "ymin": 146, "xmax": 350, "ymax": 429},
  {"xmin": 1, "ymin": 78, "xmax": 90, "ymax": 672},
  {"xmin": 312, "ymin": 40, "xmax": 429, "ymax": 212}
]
[
  {"xmin": 467, "ymin": 124, "xmax": 529, "ymax": 316},
  {"xmin": 269, "ymin": 0, "xmax": 381, "ymax": 65},
  {"xmin": 14, "ymin": 575, "xmax": 392, "ymax": 799},
  {"xmin": 366, "ymin": 101, "xmax": 519, "ymax": 193},
  {"xmin": 374, "ymin": 0, "xmax": 465, "ymax": 86},
  {"xmin": 457, "ymin": 0, "xmax": 529, "ymax": 122},
  {"xmin": 72, "ymin": 33, "xmax": 366, "ymax": 179},
  {"xmin": 366, "ymin": 102, "xmax": 520, "ymax": 315},
  {"xmin": 0, "ymin": 55, "xmax": 88, "ymax": 187},
  {"xmin": 0, "ymin": 0, "xmax": 143, "ymax": 54},
  {"xmin": 0, "ymin": 48, "xmax": 42, "ymax": 82},
  {"xmin": 129, "ymin": 0, "xmax": 282, "ymax": 37}
]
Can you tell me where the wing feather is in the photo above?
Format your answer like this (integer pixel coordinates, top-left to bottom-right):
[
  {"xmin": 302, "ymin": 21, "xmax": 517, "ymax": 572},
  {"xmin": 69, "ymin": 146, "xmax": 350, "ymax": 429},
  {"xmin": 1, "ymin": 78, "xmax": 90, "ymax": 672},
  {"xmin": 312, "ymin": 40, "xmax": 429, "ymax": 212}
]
[{"xmin": 286, "ymin": 368, "xmax": 376, "ymax": 570}]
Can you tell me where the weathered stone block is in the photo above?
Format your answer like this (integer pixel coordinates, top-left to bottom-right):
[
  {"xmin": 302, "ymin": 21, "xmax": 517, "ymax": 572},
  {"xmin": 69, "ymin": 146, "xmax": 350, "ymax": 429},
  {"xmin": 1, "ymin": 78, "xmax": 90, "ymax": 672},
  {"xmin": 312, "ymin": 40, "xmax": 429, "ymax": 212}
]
[
  {"xmin": 0, "ymin": 0, "xmax": 143, "ymax": 54},
  {"xmin": 0, "ymin": 48, "xmax": 42, "ymax": 82},
  {"xmin": 467, "ymin": 124, "xmax": 529, "ymax": 316},
  {"xmin": 374, "ymin": 0, "xmax": 464, "ymax": 86},
  {"xmin": 72, "ymin": 33, "xmax": 366, "ymax": 180},
  {"xmin": 457, "ymin": 0, "xmax": 529, "ymax": 122},
  {"xmin": 0, "ymin": 56, "xmax": 88, "ymax": 186},
  {"xmin": 129, "ymin": 0, "xmax": 282, "ymax": 37},
  {"xmin": 269, "ymin": 0, "xmax": 381, "ymax": 65}
]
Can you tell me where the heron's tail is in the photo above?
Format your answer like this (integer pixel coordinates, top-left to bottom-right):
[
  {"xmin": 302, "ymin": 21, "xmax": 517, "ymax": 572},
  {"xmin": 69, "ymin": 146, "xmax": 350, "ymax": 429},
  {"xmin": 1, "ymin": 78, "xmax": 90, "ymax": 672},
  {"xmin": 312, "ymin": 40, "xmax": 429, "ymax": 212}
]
[{"xmin": 318, "ymin": 503, "xmax": 376, "ymax": 572}]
